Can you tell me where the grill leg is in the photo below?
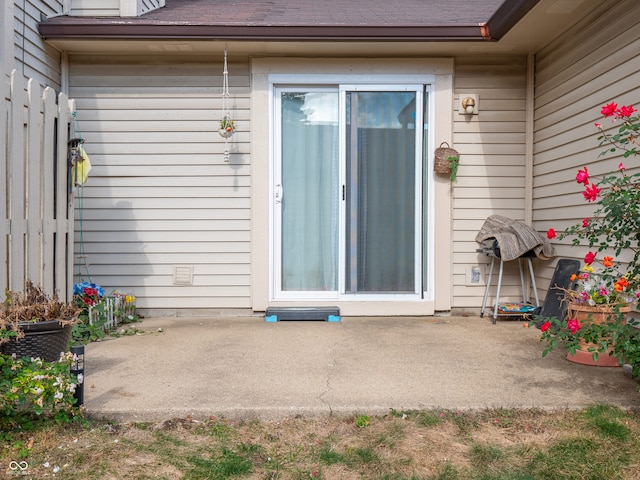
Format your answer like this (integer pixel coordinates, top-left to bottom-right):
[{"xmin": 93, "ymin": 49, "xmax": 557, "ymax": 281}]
[
  {"xmin": 480, "ymin": 257, "xmax": 495, "ymax": 318},
  {"xmin": 528, "ymin": 257, "xmax": 540, "ymax": 307},
  {"xmin": 492, "ymin": 259, "xmax": 505, "ymax": 324}
]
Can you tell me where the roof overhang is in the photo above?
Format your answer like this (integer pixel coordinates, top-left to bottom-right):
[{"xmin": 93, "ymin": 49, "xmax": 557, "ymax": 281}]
[
  {"xmin": 38, "ymin": 0, "xmax": 595, "ymax": 56},
  {"xmin": 38, "ymin": 0, "xmax": 538, "ymax": 42}
]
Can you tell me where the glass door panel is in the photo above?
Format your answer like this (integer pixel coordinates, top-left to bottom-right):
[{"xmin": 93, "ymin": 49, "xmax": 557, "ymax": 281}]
[
  {"xmin": 279, "ymin": 91, "xmax": 340, "ymax": 291},
  {"xmin": 344, "ymin": 91, "xmax": 417, "ymax": 293}
]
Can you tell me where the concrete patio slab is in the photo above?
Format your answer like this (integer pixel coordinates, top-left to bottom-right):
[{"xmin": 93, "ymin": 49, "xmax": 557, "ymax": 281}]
[{"xmin": 83, "ymin": 315, "xmax": 640, "ymax": 422}]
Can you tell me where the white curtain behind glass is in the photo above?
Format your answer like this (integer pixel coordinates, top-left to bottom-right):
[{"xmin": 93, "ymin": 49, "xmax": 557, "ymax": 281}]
[
  {"xmin": 346, "ymin": 91, "xmax": 416, "ymax": 293},
  {"xmin": 281, "ymin": 92, "xmax": 339, "ymax": 291}
]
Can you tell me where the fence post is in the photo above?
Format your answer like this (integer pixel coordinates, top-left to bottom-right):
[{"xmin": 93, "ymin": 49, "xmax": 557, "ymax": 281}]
[
  {"xmin": 8, "ymin": 70, "xmax": 26, "ymax": 291},
  {"xmin": 42, "ymin": 86, "xmax": 57, "ymax": 295},
  {"xmin": 27, "ymin": 78, "xmax": 44, "ymax": 285},
  {"xmin": 0, "ymin": 74, "xmax": 9, "ymax": 296}
]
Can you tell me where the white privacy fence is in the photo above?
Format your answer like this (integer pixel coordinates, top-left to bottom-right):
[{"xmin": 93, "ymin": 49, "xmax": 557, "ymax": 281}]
[{"xmin": 1, "ymin": 70, "xmax": 76, "ymax": 301}]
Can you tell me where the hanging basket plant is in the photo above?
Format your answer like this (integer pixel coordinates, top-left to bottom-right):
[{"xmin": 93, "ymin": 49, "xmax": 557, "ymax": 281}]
[
  {"xmin": 434, "ymin": 142, "xmax": 460, "ymax": 181},
  {"xmin": 219, "ymin": 114, "xmax": 236, "ymax": 138}
]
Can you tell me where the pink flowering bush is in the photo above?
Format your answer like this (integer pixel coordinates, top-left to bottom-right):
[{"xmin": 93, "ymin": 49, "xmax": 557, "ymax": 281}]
[{"xmin": 536, "ymin": 101, "xmax": 640, "ymax": 380}]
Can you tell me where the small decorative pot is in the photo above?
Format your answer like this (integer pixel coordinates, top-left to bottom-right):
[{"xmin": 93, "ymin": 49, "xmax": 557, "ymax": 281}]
[
  {"xmin": 219, "ymin": 128, "xmax": 235, "ymax": 138},
  {"xmin": 565, "ymin": 303, "xmax": 630, "ymax": 367},
  {"xmin": 1, "ymin": 320, "xmax": 74, "ymax": 362}
]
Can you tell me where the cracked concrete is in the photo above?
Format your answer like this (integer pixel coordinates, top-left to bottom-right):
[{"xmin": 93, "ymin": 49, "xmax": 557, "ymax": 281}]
[{"xmin": 82, "ymin": 315, "xmax": 640, "ymax": 422}]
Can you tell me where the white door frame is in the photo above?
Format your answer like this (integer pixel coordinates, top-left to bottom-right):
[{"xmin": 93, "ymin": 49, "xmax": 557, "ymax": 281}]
[{"xmin": 271, "ymin": 77, "xmax": 432, "ymax": 302}]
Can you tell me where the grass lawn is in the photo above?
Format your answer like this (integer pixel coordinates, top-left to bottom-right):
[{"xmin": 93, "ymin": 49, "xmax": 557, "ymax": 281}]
[{"xmin": 2, "ymin": 405, "xmax": 640, "ymax": 479}]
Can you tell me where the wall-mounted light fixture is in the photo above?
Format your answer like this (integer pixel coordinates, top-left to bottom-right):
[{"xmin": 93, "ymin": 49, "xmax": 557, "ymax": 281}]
[{"xmin": 459, "ymin": 94, "xmax": 478, "ymax": 115}]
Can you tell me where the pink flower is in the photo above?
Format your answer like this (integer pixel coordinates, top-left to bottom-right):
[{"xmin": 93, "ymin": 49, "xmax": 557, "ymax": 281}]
[
  {"xmin": 583, "ymin": 183, "xmax": 601, "ymax": 202},
  {"xmin": 582, "ymin": 218, "xmax": 590, "ymax": 228},
  {"xmin": 617, "ymin": 105, "xmax": 636, "ymax": 118},
  {"xmin": 599, "ymin": 287, "xmax": 609, "ymax": 296},
  {"xmin": 601, "ymin": 102, "xmax": 618, "ymax": 117},
  {"xmin": 540, "ymin": 321, "xmax": 551, "ymax": 332},
  {"xmin": 567, "ymin": 318, "xmax": 581, "ymax": 334},
  {"xmin": 619, "ymin": 162, "xmax": 626, "ymax": 171},
  {"xmin": 575, "ymin": 167, "xmax": 589, "ymax": 185},
  {"xmin": 546, "ymin": 228, "xmax": 556, "ymax": 239},
  {"xmin": 584, "ymin": 251, "xmax": 596, "ymax": 265},
  {"xmin": 594, "ymin": 122, "xmax": 601, "ymax": 128}
]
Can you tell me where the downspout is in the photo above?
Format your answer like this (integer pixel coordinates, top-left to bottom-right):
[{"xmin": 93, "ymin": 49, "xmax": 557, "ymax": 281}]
[
  {"xmin": 525, "ymin": 53, "xmax": 536, "ymax": 301},
  {"xmin": 60, "ymin": 51, "xmax": 69, "ymax": 95},
  {"xmin": 1, "ymin": 1, "xmax": 13, "ymax": 78},
  {"xmin": 479, "ymin": 23, "xmax": 491, "ymax": 40},
  {"xmin": 524, "ymin": 52, "xmax": 534, "ymax": 225}
]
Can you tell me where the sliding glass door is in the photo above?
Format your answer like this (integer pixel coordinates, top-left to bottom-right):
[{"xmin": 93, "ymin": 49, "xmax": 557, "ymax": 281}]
[{"xmin": 274, "ymin": 85, "xmax": 426, "ymax": 299}]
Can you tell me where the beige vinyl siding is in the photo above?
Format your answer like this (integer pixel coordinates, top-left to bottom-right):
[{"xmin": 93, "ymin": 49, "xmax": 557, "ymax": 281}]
[
  {"xmin": 532, "ymin": 0, "xmax": 640, "ymax": 291},
  {"xmin": 69, "ymin": 0, "xmax": 119, "ymax": 16},
  {"xmin": 13, "ymin": 0, "xmax": 62, "ymax": 89},
  {"xmin": 138, "ymin": 0, "xmax": 164, "ymax": 15},
  {"xmin": 69, "ymin": 0, "xmax": 164, "ymax": 16},
  {"xmin": 69, "ymin": 55, "xmax": 251, "ymax": 313},
  {"xmin": 452, "ymin": 56, "xmax": 528, "ymax": 309}
]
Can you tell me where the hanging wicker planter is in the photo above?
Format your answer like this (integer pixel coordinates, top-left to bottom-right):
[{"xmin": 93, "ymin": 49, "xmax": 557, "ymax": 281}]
[{"xmin": 434, "ymin": 142, "xmax": 460, "ymax": 180}]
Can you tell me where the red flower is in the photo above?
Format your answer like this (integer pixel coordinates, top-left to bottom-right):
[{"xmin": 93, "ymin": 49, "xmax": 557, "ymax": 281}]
[
  {"xmin": 540, "ymin": 321, "xmax": 551, "ymax": 332},
  {"xmin": 601, "ymin": 102, "xmax": 618, "ymax": 117},
  {"xmin": 584, "ymin": 252, "xmax": 596, "ymax": 265},
  {"xmin": 546, "ymin": 228, "xmax": 556, "ymax": 239},
  {"xmin": 582, "ymin": 218, "xmax": 590, "ymax": 228},
  {"xmin": 567, "ymin": 318, "xmax": 581, "ymax": 334},
  {"xmin": 583, "ymin": 183, "xmax": 601, "ymax": 202},
  {"xmin": 602, "ymin": 256, "xmax": 614, "ymax": 268},
  {"xmin": 575, "ymin": 167, "xmax": 589, "ymax": 185},
  {"xmin": 617, "ymin": 105, "xmax": 636, "ymax": 118},
  {"xmin": 82, "ymin": 297, "xmax": 95, "ymax": 306},
  {"xmin": 619, "ymin": 162, "xmax": 626, "ymax": 171}
]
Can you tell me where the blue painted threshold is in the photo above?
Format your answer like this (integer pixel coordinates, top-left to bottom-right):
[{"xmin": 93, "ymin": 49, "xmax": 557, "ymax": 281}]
[{"xmin": 264, "ymin": 307, "xmax": 340, "ymax": 322}]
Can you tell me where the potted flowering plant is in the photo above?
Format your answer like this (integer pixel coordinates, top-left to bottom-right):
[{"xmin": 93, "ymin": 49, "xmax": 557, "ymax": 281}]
[
  {"xmin": 0, "ymin": 281, "xmax": 80, "ymax": 362},
  {"xmin": 0, "ymin": 281, "xmax": 83, "ymax": 424},
  {"xmin": 70, "ymin": 281, "xmax": 108, "ymax": 344},
  {"xmin": 538, "ymin": 101, "xmax": 640, "ymax": 375}
]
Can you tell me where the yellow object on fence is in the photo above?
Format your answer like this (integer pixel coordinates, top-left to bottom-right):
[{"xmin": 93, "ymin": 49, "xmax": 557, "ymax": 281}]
[{"xmin": 73, "ymin": 145, "xmax": 92, "ymax": 185}]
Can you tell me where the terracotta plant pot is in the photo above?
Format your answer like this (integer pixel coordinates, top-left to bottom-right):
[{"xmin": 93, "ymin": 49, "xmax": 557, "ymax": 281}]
[{"xmin": 565, "ymin": 303, "xmax": 630, "ymax": 367}]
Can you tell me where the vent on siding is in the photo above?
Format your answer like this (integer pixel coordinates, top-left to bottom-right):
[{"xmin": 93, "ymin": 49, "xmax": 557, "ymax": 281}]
[{"xmin": 173, "ymin": 266, "xmax": 194, "ymax": 285}]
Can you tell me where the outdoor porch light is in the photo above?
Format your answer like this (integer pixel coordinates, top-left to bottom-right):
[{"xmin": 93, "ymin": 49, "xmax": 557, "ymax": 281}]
[
  {"xmin": 459, "ymin": 94, "xmax": 478, "ymax": 115},
  {"xmin": 70, "ymin": 344, "xmax": 85, "ymax": 406}
]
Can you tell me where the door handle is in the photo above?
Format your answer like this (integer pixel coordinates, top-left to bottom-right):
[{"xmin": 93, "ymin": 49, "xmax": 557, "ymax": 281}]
[{"xmin": 275, "ymin": 184, "xmax": 283, "ymax": 204}]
